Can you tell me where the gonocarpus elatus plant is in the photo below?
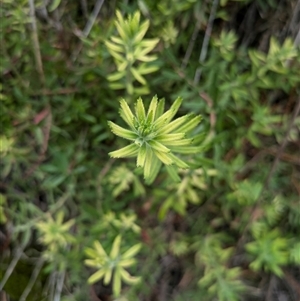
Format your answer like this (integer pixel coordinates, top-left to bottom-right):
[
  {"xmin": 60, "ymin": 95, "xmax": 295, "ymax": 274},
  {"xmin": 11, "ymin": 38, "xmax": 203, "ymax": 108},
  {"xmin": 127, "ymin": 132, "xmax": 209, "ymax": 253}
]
[{"xmin": 108, "ymin": 95, "xmax": 203, "ymax": 184}]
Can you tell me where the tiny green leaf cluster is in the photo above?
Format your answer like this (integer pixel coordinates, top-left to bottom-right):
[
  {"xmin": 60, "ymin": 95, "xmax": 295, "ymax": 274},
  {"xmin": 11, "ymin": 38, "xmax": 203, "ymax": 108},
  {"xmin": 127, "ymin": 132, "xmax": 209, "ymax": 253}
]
[
  {"xmin": 36, "ymin": 211, "xmax": 75, "ymax": 259},
  {"xmin": 106, "ymin": 11, "xmax": 159, "ymax": 97},
  {"xmin": 108, "ymin": 96, "xmax": 202, "ymax": 184},
  {"xmin": 85, "ymin": 235, "xmax": 141, "ymax": 297}
]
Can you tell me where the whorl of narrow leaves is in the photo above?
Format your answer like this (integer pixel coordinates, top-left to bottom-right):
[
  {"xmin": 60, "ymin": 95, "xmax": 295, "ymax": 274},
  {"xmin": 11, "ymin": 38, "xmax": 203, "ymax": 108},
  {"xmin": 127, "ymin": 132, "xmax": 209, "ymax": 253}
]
[{"xmin": 108, "ymin": 96, "xmax": 203, "ymax": 184}]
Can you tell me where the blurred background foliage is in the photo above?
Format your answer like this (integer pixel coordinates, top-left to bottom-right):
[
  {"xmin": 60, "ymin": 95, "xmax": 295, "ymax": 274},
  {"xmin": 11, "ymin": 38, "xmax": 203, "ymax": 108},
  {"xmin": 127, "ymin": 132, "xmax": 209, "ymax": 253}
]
[{"xmin": 1, "ymin": 0, "xmax": 300, "ymax": 300}]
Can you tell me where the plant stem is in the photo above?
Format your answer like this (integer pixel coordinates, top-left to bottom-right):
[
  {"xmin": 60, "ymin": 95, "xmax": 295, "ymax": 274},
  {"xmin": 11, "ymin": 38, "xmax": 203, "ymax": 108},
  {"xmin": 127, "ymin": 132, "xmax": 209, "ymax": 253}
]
[
  {"xmin": 194, "ymin": 0, "xmax": 219, "ymax": 85},
  {"xmin": 28, "ymin": 0, "xmax": 45, "ymax": 85}
]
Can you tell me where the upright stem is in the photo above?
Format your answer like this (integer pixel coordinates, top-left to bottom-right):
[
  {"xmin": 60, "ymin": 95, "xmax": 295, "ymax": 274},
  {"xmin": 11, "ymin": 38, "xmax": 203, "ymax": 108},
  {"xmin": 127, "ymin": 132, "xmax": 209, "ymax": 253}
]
[{"xmin": 28, "ymin": 0, "xmax": 45, "ymax": 85}]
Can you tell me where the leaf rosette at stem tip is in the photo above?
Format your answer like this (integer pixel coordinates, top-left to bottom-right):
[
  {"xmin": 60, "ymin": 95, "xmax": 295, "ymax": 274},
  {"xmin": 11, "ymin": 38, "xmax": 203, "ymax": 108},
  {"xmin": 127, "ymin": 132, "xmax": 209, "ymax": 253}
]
[{"xmin": 108, "ymin": 95, "xmax": 203, "ymax": 184}]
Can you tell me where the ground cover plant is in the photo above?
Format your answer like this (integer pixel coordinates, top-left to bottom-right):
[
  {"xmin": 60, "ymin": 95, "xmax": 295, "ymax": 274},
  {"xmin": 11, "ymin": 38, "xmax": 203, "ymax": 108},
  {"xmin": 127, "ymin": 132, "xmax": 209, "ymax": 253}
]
[{"xmin": 1, "ymin": 0, "xmax": 300, "ymax": 300}]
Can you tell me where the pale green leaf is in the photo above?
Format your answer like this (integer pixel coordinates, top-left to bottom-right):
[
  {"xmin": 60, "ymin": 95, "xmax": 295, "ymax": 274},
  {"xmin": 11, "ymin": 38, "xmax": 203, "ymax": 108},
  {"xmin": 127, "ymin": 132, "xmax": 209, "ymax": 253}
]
[
  {"xmin": 111, "ymin": 36, "xmax": 124, "ymax": 45},
  {"xmin": 138, "ymin": 64, "xmax": 160, "ymax": 75},
  {"xmin": 153, "ymin": 150, "xmax": 173, "ymax": 165},
  {"xmin": 103, "ymin": 267, "xmax": 112, "ymax": 285},
  {"xmin": 143, "ymin": 148, "xmax": 154, "ymax": 180},
  {"xmin": 146, "ymin": 95, "xmax": 158, "ymax": 122},
  {"xmin": 168, "ymin": 153, "xmax": 189, "ymax": 168},
  {"xmin": 133, "ymin": 20, "xmax": 150, "ymax": 43},
  {"xmin": 147, "ymin": 140, "xmax": 170, "ymax": 153},
  {"xmin": 155, "ymin": 133, "xmax": 186, "ymax": 143},
  {"xmin": 113, "ymin": 267, "xmax": 122, "ymax": 297},
  {"xmin": 109, "ymin": 144, "xmax": 139, "ymax": 158},
  {"xmin": 158, "ymin": 114, "xmax": 191, "ymax": 134},
  {"xmin": 119, "ymin": 258, "xmax": 136, "ymax": 267},
  {"xmin": 162, "ymin": 138, "xmax": 193, "ymax": 146},
  {"xmin": 110, "ymin": 82, "xmax": 125, "ymax": 90},
  {"xmin": 108, "ymin": 49, "xmax": 124, "ymax": 61},
  {"xmin": 107, "ymin": 71, "xmax": 125, "ymax": 82},
  {"xmin": 105, "ymin": 41, "xmax": 124, "ymax": 53},
  {"xmin": 155, "ymin": 98, "xmax": 165, "ymax": 119},
  {"xmin": 87, "ymin": 269, "xmax": 106, "ymax": 284},
  {"xmin": 175, "ymin": 115, "xmax": 202, "ymax": 133},
  {"xmin": 122, "ymin": 243, "xmax": 141, "ymax": 259},
  {"xmin": 120, "ymin": 99, "xmax": 135, "ymax": 129},
  {"xmin": 131, "ymin": 67, "xmax": 146, "ymax": 85},
  {"xmin": 137, "ymin": 55, "xmax": 158, "ymax": 62},
  {"xmin": 119, "ymin": 268, "xmax": 141, "ymax": 284},
  {"xmin": 137, "ymin": 143, "xmax": 147, "ymax": 167},
  {"xmin": 135, "ymin": 97, "xmax": 146, "ymax": 121},
  {"xmin": 145, "ymin": 155, "xmax": 162, "ymax": 185},
  {"xmin": 169, "ymin": 145, "xmax": 202, "ymax": 154},
  {"xmin": 108, "ymin": 121, "xmax": 137, "ymax": 140},
  {"xmin": 94, "ymin": 240, "xmax": 107, "ymax": 257},
  {"xmin": 110, "ymin": 235, "xmax": 121, "ymax": 259},
  {"xmin": 154, "ymin": 96, "xmax": 183, "ymax": 127}
]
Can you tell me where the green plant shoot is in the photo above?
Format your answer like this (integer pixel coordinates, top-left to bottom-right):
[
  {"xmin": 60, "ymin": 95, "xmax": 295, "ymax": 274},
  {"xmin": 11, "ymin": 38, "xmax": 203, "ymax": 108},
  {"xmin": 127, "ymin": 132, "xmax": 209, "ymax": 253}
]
[
  {"xmin": 85, "ymin": 235, "xmax": 141, "ymax": 297},
  {"xmin": 108, "ymin": 95, "xmax": 202, "ymax": 184}
]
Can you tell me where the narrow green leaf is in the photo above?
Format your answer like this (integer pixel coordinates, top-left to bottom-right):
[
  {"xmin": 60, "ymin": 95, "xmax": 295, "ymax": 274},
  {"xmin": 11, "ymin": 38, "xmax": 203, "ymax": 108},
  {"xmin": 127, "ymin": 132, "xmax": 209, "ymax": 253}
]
[
  {"xmin": 143, "ymin": 147, "xmax": 154, "ymax": 181},
  {"xmin": 103, "ymin": 268, "xmax": 113, "ymax": 285},
  {"xmin": 163, "ymin": 138, "xmax": 193, "ymax": 146},
  {"xmin": 137, "ymin": 143, "xmax": 147, "ymax": 167},
  {"xmin": 84, "ymin": 259, "xmax": 100, "ymax": 267},
  {"xmin": 133, "ymin": 20, "xmax": 150, "ymax": 43},
  {"xmin": 138, "ymin": 64, "xmax": 160, "ymax": 75},
  {"xmin": 111, "ymin": 36, "xmax": 124, "ymax": 45},
  {"xmin": 153, "ymin": 150, "xmax": 173, "ymax": 165},
  {"xmin": 158, "ymin": 114, "xmax": 192, "ymax": 134},
  {"xmin": 146, "ymin": 95, "xmax": 158, "ymax": 122},
  {"xmin": 94, "ymin": 241, "xmax": 107, "ymax": 257},
  {"xmin": 48, "ymin": 0, "xmax": 61, "ymax": 12},
  {"xmin": 119, "ymin": 258, "xmax": 136, "ymax": 267},
  {"xmin": 108, "ymin": 49, "xmax": 124, "ymax": 61},
  {"xmin": 119, "ymin": 268, "xmax": 141, "ymax": 284},
  {"xmin": 155, "ymin": 133, "xmax": 185, "ymax": 143},
  {"xmin": 105, "ymin": 41, "xmax": 124, "ymax": 53},
  {"xmin": 87, "ymin": 269, "xmax": 106, "ymax": 284},
  {"xmin": 110, "ymin": 82, "xmax": 125, "ymax": 90},
  {"xmin": 154, "ymin": 97, "xmax": 183, "ymax": 128},
  {"xmin": 169, "ymin": 145, "xmax": 202, "ymax": 154},
  {"xmin": 131, "ymin": 67, "xmax": 146, "ymax": 85},
  {"xmin": 175, "ymin": 115, "xmax": 202, "ymax": 133},
  {"xmin": 139, "ymin": 38, "xmax": 160, "ymax": 48},
  {"xmin": 135, "ymin": 97, "xmax": 146, "ymax": 121},
  {"xmin": 168, "ymin": 153, "xmax": 189, "ymax": 168},
  {"xmin": 119, "ymin": 99, "xmax": 135, "ymax": 129},
  {"xmin": 122, "ymin": 243, "xmax": 141, "ymax": 259},
  {"xmin": 147, "ymin": 140, "xmax": 170, "ymax": 153},
  {"xmin": 107, "ymin": 71, "xmax": 125, "ymax": 82},
  {"xmin": 155, "ymin": 98, "xmax": 165, "ymax": 119},
  {"xmin": 109, "ymin": 144, "xmax": 139, "ymax": 158},
  {"xmin": 108, "ymin": 121, "xmax": 137, "ymax": 140},
  {"xmin": 110, "ymin": 235, "xmax": 121, "ymax": 259},
  {"xmin": 165, "ymin": 165, "xmax": 181, "ymax": 182},
  {"xmin": 138, "ymin": 55, "xmax": 158, "ymax": 62},
  {"xmin": 113, "ymin": 267, "xmax": 122, "ymax": 297},
  {"xmin": 145, "ymin": 155, "xmax": 162, "ymax": 185}
]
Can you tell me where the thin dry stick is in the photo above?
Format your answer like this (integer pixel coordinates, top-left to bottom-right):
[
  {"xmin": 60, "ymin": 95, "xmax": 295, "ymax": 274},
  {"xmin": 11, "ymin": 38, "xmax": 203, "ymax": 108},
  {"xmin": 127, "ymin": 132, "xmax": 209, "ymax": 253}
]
[
  {"xmin": 72, "ymin": 0, "xmax": 105, "ymax": 61},
  {"xmin": 181, "ymin": 17, "xmax": 202, "ymax": 69},
  {"xmin": 19, "ymin": 257, "xmax": 45, "ymax": 301},
  {"xmin": 28, "ymin": 0, "xmax": 45, "ymax": 84},
  {"xmin": 194, "ymin": 0, "xmax": 219, "ymax": 85},
  {"xmin": 0, "ymin": 245, "xmax": 26, "ymax": 290},
  {"xmin": 53, "ymin": 269, "xmax": 66, "ymax": 301}
]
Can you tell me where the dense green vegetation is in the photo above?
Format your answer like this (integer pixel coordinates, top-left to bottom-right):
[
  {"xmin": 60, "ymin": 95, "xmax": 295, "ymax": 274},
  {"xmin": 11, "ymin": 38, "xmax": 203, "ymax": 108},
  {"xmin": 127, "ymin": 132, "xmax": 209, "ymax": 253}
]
[{"xmin": 1, "ymin": 0, "xmax": 300, "ymax": 300}]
